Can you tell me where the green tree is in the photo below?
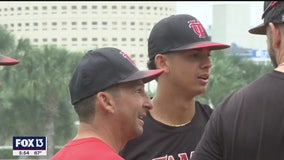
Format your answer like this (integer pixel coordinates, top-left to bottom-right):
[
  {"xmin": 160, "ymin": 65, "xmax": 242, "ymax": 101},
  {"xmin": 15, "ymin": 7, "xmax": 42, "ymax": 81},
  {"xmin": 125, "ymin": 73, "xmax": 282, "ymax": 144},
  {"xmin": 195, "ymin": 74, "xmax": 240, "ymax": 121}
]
[
  {"xmin": 0, "ymin": 25, "xmax": 17, "ymax": 146},
  {"xmin": 0, "ymin": 25, "xmax": 15, "ymax": 53},
  {"xmin": 0, "ymin": 38, "xmax": 82, "ymax": 158}
]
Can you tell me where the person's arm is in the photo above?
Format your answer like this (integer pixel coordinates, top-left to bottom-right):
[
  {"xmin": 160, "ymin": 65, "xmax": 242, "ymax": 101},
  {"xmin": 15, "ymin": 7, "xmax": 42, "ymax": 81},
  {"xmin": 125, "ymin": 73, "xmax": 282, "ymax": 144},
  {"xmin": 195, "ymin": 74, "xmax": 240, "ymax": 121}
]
[{"xmin": 191, "ymin": 104, "xmax": 223, "ymax": 160}]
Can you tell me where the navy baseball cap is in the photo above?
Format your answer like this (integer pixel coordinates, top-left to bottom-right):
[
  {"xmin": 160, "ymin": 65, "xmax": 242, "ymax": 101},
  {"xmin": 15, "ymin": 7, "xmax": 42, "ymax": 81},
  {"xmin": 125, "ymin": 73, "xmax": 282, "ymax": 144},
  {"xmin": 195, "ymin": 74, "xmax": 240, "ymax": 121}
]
[
  {"xmin": 0, "ymin": 54, "xmax": 19, "ymax": 66},
  {"xmin": 148, "ymin": 14, "xmax": 230, "ymax": 60},
  {"xmin": 69, "ymin": 47, "xmax": 164, "ymax": 105},
  {"xmin": 249, "ymin": 1, "xmax": 284, "ymax": 35}
]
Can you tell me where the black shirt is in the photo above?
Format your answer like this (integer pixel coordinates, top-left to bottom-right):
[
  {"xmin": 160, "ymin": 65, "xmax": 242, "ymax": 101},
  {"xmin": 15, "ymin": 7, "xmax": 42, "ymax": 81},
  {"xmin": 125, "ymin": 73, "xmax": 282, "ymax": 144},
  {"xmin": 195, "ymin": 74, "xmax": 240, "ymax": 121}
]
[
  {"xmin": 120, "ymin": 101, "xmax": 212, "ymax": 160},
  {"xmin": 192, "ymin": 70, "xmax": 284, "ymax": 160}
]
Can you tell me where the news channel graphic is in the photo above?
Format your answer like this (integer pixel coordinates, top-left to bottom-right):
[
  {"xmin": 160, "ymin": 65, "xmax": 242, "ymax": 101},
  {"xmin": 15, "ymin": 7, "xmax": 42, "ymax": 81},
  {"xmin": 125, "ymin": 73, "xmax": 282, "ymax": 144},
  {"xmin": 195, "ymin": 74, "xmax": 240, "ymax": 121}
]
[{"xmin": 12, "ymin": 136, "xmax": 47, "ymax": 156}]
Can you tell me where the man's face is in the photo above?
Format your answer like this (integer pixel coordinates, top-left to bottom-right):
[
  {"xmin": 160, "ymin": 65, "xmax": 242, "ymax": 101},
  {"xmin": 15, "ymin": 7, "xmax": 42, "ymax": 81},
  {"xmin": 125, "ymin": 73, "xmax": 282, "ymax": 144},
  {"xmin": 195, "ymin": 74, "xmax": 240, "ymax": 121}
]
[
  {"xmin": 163, "ymin": 48, "xmax": 212, "ymax": 96},
  {"xmin": 112, "ymin": 80, "xmax": 153, "ymax": 140}
]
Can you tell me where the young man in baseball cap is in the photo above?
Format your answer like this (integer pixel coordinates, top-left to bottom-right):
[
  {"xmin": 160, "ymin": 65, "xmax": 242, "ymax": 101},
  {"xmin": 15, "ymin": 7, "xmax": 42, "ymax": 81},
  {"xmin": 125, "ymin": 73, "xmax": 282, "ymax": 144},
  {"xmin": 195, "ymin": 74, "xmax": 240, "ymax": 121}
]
[
  {"xmin": 191, "ymin": 1, "xmax": 284, "ymax": 160},
  {"xmin": 51, "ymin": 47, "xmax": 164, "ymax": 160},
  {"xmin": 120, "ymin": 14, "xmax": 230, "ymax": 160}
]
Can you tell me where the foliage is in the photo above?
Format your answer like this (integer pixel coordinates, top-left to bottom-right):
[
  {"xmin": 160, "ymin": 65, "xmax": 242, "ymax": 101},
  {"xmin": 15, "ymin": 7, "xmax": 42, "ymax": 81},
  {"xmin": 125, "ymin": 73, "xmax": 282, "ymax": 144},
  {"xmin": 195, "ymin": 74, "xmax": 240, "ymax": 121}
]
[
  {"xmin": 0, "ymin": 34, "xmax": 83, "ymax": 158},
  {"xmin": 0, "ymin": 25, "xmax": 15, "ymax": 53}
]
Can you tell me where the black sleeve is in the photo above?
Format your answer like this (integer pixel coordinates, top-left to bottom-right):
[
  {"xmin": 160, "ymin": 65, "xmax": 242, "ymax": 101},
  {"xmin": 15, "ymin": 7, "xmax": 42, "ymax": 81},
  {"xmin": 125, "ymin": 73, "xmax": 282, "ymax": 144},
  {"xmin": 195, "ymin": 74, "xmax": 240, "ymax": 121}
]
[
  {"xmin": 191, "ymin": 91, "xmax": 238, "ymax": 160},
  {"xmin": 191, "ymin": 106, "xmax": 223, "ymax": 160}
]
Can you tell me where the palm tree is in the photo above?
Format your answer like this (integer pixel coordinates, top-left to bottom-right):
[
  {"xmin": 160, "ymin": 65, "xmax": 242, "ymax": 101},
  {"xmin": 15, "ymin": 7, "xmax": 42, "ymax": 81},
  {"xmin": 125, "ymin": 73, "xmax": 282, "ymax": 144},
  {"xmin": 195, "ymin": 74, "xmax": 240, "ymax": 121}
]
[{"xmin": 1, "ymin": 39, "xmax": 82, "ymax": 158}]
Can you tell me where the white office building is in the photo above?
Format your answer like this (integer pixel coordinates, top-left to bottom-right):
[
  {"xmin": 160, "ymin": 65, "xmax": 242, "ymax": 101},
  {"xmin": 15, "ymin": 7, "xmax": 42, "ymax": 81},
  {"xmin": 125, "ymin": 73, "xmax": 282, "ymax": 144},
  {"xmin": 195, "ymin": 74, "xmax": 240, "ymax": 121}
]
[{"xmin": 0, "ymin": 1, "xmax": 176, "ymax": 68}]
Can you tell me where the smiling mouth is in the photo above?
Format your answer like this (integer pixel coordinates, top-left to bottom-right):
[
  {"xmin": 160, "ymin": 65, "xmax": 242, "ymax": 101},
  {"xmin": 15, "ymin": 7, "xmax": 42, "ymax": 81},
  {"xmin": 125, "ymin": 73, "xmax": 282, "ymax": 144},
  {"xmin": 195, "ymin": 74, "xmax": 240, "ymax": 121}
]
[{"xmin": 198, "ymin": 74, "xmax": 209, "ymax": 80}]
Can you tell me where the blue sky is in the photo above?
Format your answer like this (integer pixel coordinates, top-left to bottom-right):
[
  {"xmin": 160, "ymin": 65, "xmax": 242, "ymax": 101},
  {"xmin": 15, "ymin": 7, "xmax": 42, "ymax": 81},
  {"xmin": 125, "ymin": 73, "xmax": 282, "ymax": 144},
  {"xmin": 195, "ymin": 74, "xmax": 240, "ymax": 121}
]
[{"xmin": 176, "ymin": 1, "xmax": 263, "ymax": 28}]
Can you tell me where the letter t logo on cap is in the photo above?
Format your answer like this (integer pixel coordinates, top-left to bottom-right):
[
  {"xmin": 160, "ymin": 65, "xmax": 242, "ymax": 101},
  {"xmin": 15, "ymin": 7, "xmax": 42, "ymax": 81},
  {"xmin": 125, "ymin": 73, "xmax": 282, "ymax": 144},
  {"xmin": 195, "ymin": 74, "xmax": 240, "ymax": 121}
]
[
  {"xmin": 188, "ymin": 20, "xmax": 206, "ymax": 38},
  {"xmin": 119, "ymin": 51, "xmax": 136, "ymax": 66}
]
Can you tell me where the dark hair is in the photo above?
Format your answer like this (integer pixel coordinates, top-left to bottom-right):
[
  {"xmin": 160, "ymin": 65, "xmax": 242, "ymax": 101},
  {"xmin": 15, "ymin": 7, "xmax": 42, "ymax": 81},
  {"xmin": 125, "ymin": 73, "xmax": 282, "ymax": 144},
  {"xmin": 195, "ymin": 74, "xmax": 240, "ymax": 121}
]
[
  {"xmin": 74, "ymin": 85, "xmax": 120, "ymax": 123},
  {"xmin": 74, "ymin": 96, "xmax": 96, "ymax": 123},
  {"xmin": 147, "ymin": 58, "xmax": 156, "ymax": 70}
]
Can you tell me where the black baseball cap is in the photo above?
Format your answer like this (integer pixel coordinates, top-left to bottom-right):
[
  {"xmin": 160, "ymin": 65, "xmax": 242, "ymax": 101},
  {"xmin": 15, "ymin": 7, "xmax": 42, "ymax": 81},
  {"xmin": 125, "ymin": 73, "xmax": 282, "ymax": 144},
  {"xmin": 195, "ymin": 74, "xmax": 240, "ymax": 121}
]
[
  {"xmin": 249, "ymin": 1, "xmax": 283, "ymax": 35},
  {"xmin": 0, "ymin": 54, "xmax": 19, "ymax": 66},
  {"xmin": 148, "ymin": 14, "xmax": 230, "ymax": 60},
  {"xmin": 69, "ymin": 47, "xmax": 164, "ymax": 105}
]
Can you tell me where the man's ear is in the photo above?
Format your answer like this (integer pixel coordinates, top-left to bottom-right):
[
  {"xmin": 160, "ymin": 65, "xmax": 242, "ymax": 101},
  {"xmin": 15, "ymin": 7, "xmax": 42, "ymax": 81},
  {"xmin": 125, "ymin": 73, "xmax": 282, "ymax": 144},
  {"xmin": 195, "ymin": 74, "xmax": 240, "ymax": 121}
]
[
  {"xmin": 96, "ymin": 92, "xmax": 115, "ymax": 114},
  {"xmin": 269, "ymin": 22, "xmax": 281, "ymax": 49},
  {"xmin": 155, "ymin": 54, "xmax": 170, "ymax": 73}
]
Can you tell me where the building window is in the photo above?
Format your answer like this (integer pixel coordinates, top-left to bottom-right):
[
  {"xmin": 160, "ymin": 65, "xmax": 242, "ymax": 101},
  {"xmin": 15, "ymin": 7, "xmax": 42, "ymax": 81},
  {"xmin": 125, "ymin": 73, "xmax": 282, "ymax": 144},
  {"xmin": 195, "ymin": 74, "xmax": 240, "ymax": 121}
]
[{"xmin": 72, "ymin": 38, "xmax": 77, "ymax": 41}]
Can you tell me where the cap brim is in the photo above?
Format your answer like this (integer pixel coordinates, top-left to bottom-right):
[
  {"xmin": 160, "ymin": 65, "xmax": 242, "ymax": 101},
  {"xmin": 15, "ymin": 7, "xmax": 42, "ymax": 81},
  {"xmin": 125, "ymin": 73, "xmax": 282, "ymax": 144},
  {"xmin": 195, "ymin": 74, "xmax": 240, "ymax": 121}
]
[
  {"xmin": 170, "ymin": 41, "xmax": 230, "ymax": 52},
  {"xmin": 0, "ymin": 55, "xmax": 19, "ymax": 66},
  {"xmin": 248, "ymin": 23, "xmax": 266, "ymax": 35},
  {"xmin": 119, "ymin": 69, "xmax": 164, "ymax": 83}
]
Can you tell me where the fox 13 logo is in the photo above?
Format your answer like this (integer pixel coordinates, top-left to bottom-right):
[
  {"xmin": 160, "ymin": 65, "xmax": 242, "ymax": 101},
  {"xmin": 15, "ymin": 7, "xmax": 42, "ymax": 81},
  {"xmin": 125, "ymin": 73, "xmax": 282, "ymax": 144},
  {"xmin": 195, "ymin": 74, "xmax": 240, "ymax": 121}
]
[{"xmin": 13, "ymin": 136, "xmax": 47, "ymax": 156}]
